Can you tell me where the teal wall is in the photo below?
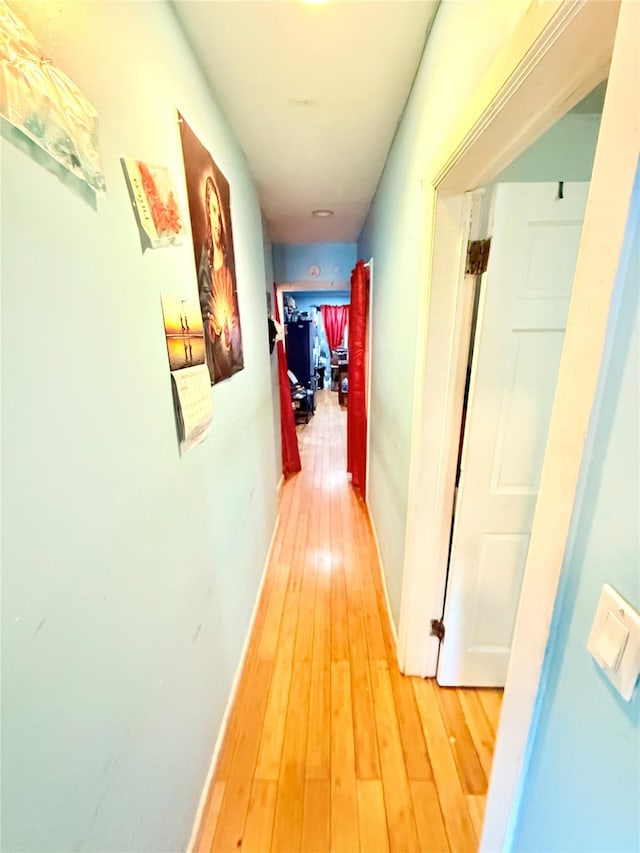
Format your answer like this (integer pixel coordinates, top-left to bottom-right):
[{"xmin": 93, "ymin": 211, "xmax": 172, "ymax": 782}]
[
  {"xmin": 273, "ymin": 242, "xmax": 356, "ymax": 283},
  {"xmin": 510, "ymin": 162, "xmax": 640, "ymax": 851},
  {"xmin": 495, "ymin": 112, "xmax": 602, "ymax": 183},
  {"xmin": 289, "ymin": 291, "xmax": 351, "ymax": 315},
  {"xmin": 1, "ymin": 2, "xmax": 277, "ymax": 851},
  {"xmin": 358, "ymin": 0, "xmax": 528, "ymax": 626},
  {"xmin": 478, "ymin": 111, "xmax": 603, "ymax": 233}
]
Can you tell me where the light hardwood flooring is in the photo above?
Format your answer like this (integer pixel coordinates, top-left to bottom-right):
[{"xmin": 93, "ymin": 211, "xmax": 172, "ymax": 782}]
[{"xmin": 194, "ymin": 390, "xmax": 502, "ymax": 853}]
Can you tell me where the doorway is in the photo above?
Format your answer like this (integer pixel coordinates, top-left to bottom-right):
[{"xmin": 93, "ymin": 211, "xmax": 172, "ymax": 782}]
[
  {"xmin": 276, "ymin": 282, "xmax": 350, "ymax": 430},
  {"xmin": 433, "ymin": 83, "xmax": 606, "ymax": 687},
  {"xmin": 396, "ymin": 0, "xmax": 638, "ymax": 848},
  {"xmin": 277, "ymin": 265, "xmax": 371, "ymax": 501}
]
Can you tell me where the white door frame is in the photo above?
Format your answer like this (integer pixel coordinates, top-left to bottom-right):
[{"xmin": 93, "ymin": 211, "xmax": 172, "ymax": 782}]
[
  {"xmin": 400, "ymin": 0, "xmax": 622, "ymax": 677},
  {"xmin": 397, "ymin": 0, "xmax": 639, "ymax": 849}
]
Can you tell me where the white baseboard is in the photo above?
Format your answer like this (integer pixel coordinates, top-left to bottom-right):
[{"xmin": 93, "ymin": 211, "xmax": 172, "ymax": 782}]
[
  {"xmin": 186, "ymin": 511, "xmax": 281, "ymax": 852},
  {"xmin": 366, "ymin": 505, "xmax": 399, "ymax": 657}
]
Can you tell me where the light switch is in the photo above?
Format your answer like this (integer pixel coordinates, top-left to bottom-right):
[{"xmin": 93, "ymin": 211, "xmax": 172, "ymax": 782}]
[
  {"xmin": 594, "ymin": 611, "xmax": 628, "ymax": 671},
  {"xmin": 588, "ymin": 584, "xmax": 640, "ymax": 702}
]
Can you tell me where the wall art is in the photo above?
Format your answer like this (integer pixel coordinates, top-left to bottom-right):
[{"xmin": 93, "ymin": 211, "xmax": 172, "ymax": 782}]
[
  {"xmin": 177, "ymin": 111, "xmax": 244, "ymax": 385},
  {"xmin": 121, "ymin": 158, "xmax": 184, "ymax": 249},
  {"xmin": 161, "ymin": 293, "xmax": 212, "ymax": 455}
]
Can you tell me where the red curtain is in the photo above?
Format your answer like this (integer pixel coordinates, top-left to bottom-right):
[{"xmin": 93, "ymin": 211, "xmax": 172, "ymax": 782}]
[
  {"xmin": 321, "ymin": 304, "xmax": 348, "ymax": 353},
  {"xmin": 347, "ymin": 260, "xmax": 370, "ymax": 494},
  {"xmin": 274, "ymin": 285, "xmax": 301, "ymax": 477}
]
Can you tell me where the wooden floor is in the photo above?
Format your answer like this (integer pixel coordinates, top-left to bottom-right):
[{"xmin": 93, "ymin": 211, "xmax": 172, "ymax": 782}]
[{"xmin": 194, "ymin": 390, "xmax": 502, "ymax": 853}]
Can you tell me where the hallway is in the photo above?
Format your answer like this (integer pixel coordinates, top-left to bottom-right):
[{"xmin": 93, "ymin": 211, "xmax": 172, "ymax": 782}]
[{"xmin": 194, "ymin": 390, "xmax": 502, "ymax": 853}]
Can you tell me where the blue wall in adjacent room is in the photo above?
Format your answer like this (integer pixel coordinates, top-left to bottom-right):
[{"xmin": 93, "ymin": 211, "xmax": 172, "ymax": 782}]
[
  {"xmin": 289, "ymin": 291, "xmax": 351, "ymax": 316},
  {"xmin": 273, "ymin": 242, "xmax": 357, "ymax": 284}
]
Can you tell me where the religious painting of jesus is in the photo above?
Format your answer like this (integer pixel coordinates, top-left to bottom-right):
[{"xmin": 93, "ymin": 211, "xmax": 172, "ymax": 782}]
[{"xmin": 178, "ymin": 111, "xmax": 244, "ymax": 385}]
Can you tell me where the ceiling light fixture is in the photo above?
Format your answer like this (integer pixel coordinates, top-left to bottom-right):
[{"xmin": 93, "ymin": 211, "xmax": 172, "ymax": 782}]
[{"xmin": 312, "ymin": 209, "xmax": 334, "ymax": 217}]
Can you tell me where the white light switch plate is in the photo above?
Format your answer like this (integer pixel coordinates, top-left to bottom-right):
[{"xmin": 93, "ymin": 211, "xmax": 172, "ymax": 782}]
[{"xmin": 588, "ymin": 584, "xmax": 640, "ymax": 702}]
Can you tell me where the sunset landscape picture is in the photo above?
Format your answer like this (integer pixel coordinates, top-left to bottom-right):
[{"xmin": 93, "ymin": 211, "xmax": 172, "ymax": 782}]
[{"xmin": 161, "ymin": 294, "xmax": 206, "ymax": 372}]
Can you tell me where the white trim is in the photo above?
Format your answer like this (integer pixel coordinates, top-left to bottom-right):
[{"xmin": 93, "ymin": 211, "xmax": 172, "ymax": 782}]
[
  {"xmin": 275, "ymin": 286, "xmax": 285, "ymax": 344},
  {"xmin": 187, "ymin": 511, "xmax": 281, "ymax": 852},
  {"xmin": 434, "ymin": 0, "xmax": 615, "ymax": 193},
  {"xmin": 398, "ymin": 189, "xmax": 483, "ymax": 676},
  {"xmin": 367, "ymin": 504, "xmax": 398, "ymax": 654}
]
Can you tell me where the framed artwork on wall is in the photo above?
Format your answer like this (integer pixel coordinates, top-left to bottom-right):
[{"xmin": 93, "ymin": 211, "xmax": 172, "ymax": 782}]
[{"xmin": 177, "ymin": 111, "xmax": 244, "ymax": 385}]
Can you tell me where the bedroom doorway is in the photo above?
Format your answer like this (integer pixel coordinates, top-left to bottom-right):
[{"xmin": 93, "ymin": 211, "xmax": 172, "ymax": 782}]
[{"xmin": 395, "ymin": 1, "xmax": 637, "ymax": 847}]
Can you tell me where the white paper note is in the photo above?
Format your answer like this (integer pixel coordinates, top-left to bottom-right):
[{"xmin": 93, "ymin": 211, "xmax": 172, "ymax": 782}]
[{"xmin": 171, "ymin": 363, "xmax": 213, "ymax": 455}]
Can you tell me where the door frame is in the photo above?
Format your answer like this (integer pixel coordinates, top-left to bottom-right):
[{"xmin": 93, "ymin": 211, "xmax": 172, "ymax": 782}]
[{"xmin": 396, "ymin": 0, "xmax": 638, "ymax": 849}]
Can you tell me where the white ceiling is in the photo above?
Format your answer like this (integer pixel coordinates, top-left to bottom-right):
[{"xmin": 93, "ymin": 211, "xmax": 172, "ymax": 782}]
[{"xmin": 172, "ymin": 0, "xmax": 439, "ymax": 244}]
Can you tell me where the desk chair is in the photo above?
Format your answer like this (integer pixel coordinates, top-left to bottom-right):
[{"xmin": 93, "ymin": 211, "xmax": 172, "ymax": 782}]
[{"xmin": 288, "ymin": 370, "xmax": 315, "ymax": 424}]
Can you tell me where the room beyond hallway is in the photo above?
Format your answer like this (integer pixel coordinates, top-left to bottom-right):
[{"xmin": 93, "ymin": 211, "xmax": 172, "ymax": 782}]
[{"xmin": 193, "ymin": 390, "xmax": 502, "ymax": 853}]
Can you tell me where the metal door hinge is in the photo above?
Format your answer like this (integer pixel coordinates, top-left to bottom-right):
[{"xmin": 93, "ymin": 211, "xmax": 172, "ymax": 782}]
[
  {"xmin": 465, "ymin": 238, "xmax": 491, "ymax": 275},
  {"xmin": 430, "ymin": 619, "xmax": 445, "ymax": 642}
]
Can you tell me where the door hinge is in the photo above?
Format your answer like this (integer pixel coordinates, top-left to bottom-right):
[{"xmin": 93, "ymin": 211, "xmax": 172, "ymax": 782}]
[
  {"xmin": 465, "ymin": 238, "xmax": 491, "ymax": 275},
  {"xmin": 430, "ymin": 618, "xmax": 445, "ymax": 642}
]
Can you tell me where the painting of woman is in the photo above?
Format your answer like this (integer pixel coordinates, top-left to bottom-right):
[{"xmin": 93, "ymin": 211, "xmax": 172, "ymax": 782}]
[
  {"xmin": 178, "ymin": 112, "xmax": 244, "ymax": 384},
  {"xmin": 198, "ymin": 175, "xmax": 243, "ymax": 381}
]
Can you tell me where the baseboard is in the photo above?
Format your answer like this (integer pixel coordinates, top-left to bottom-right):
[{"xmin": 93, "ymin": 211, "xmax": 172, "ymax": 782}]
[
  {"xmin": 365, "ymin": 504, "xmax": 399, "ymax": 657},
  {"xmin": 186, "ymin": 511, "xmax": 281, "ymax": 852}
]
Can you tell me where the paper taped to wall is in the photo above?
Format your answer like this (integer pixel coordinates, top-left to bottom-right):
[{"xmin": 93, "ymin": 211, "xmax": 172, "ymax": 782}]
[
  {"xmin": 171, "ymin": 364, "xmax": 213, "ymax": 455},
  {"xmin": 0, "ymin": 0, "xmax": 106, "ymax": 193},
  {"xmin": 121, "ymin": 158, "xmax": 185, "ymax": 249}
]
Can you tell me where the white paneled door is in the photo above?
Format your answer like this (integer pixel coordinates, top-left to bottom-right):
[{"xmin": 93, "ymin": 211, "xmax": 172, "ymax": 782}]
[{"xmin": 437, "ymin": 182, "xmax": 589, "ymax": 687}]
